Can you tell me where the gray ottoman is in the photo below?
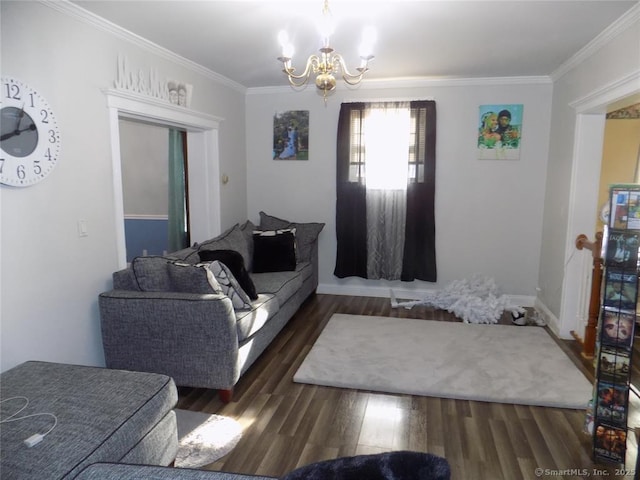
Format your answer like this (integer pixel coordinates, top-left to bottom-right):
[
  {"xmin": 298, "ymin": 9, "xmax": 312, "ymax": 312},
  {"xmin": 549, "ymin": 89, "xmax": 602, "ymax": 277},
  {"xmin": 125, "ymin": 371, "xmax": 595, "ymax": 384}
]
[{"xmin": 1, "ymin": 361, "xmax": 178, "ymax": 479}]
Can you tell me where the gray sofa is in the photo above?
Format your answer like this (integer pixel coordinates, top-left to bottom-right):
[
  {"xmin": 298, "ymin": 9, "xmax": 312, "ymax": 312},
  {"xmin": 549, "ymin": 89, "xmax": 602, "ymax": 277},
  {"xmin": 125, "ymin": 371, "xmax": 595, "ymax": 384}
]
[
  {"xmin": 0, "ymin": 361, "xmax": 178, "ymax": 479},
  {"xmin": 99, "ymin": 213, "xmax": 324, "ymax": 401}
]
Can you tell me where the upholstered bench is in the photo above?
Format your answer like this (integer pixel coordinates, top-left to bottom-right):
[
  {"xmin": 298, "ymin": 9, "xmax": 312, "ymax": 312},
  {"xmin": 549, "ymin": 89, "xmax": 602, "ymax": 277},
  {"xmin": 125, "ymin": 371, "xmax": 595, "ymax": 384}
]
[{"xmin": 0, "ymin": 361, "xmax": 178, "ymax": 479}]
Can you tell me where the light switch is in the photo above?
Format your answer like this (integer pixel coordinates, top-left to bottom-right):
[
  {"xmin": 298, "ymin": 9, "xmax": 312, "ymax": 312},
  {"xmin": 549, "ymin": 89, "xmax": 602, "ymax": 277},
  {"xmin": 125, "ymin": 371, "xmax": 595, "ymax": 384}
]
[{"xmin": 78, "ymin": 220, "xmax": 88, "ymax": 237}]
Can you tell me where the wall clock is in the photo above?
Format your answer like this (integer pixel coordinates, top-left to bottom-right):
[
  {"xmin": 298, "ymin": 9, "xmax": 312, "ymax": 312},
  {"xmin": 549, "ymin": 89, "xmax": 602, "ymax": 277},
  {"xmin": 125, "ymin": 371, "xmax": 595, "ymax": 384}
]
[{"xmin": 1, "ymin": 77, "xmax": 61, "ymax": 187}]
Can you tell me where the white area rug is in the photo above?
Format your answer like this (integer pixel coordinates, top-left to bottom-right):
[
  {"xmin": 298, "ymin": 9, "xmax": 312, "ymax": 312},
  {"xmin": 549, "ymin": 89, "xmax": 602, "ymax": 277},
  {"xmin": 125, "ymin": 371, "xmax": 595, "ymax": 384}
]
[
  {"xmin": 294, "ymin": 314, "xmax": 593, "ymax": 409},
  {"xmin": 174, "ymin": 409, "xmax": 242, "ymax": 468}
]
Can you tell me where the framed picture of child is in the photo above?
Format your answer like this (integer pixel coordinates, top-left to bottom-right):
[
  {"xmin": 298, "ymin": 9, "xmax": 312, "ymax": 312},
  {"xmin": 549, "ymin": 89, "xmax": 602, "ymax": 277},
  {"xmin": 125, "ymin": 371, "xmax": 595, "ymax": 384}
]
[
  {"xmin": 273, "ymin": 110, "xmax": 309, "ymax": 160},
  {"xmin": 477, "ymin": 104, "xmax": 523, "ymax": 160}
]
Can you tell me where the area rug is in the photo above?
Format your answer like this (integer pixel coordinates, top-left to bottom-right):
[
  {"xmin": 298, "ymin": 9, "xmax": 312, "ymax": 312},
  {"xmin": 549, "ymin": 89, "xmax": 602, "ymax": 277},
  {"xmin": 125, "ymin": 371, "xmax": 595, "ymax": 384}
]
[
  {"xmin": 293, "ymin": 314, "xmax": 593, "ymax": 409},
  {"xmin": 174, "ymin": 409, "xmax": 243, "ymax": 468}
]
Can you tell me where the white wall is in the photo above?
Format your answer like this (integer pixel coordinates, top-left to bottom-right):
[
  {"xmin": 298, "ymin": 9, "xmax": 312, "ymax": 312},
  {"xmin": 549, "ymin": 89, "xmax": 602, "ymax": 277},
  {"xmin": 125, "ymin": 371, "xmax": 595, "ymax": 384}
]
[
  {"xmin": 537, "ymin": 9, "xmax": 640, "ymax": 338},
  {"xmin": 119, "ymin": 119, "xmax": 169, "ymax": 216},
  {"xmin": 0, "ymin": 1, "xmax": 248, "ymax": 371},
  {"xmin": 246, "ymin": 79, "xmax": 553, "ymax": 301}
]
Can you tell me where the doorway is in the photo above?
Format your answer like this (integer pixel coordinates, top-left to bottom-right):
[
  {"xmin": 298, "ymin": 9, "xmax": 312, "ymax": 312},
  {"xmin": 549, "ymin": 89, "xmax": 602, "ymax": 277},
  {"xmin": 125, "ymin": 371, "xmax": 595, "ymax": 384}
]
[
  {"xmin": 105, "ymin": 89, "xmax": 223, "ymax": 269},
  {"xmin": 560, "ymin": 73, "xmax": 640, "ymax": 338},
  {"xmin": 119, "ymin": 118, "xmax": 191, "ymax": 262}
]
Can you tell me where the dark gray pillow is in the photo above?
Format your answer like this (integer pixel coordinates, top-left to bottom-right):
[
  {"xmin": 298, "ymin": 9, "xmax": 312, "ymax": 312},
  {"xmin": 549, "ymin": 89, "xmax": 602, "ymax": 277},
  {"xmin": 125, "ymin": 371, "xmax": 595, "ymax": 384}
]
[
  {"xmin": 167, "ymin": 262, "xmax": 222, "ymax": 294},
  {"xmin": 196, "ymin": 223, "xmax": 251, "ymax": 268},
  {"xmin": 259, "ymin": 211, "xmax": 324, "ymax": 263},
  {"xmin": 131, "ymin": 256, "xmax": 173, "ymax": 292}
]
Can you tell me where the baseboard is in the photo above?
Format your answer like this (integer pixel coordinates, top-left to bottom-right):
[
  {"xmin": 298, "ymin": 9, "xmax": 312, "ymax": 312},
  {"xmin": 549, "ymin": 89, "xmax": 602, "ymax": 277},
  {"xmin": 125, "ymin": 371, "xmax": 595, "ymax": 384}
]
[
  {"xmin": 317, "ymin": 283, "xmax": 536, "ymax": 308},
  {"xmin": 534, "ymin": 298, "xmax": 563, "ymax": 338}
]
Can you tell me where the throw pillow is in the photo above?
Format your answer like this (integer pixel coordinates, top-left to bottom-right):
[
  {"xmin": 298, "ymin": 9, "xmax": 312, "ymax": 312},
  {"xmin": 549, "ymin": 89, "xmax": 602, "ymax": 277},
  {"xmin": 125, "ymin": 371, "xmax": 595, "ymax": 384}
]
[
  {"xmin": 195, "ymin": 223, "xmax": 252, "ymax": 268},
  {"xmin": 131, "ymin": 256, "xmax": 174, "ymax": 292},
  {"xmin": 240, "ymin": 220, "xmax": 257, "ymax": 271},
  {"xmin": 198, "ymin": 249, "xmax": 258, "ymax": 300},
  {"xmin": 259, "ymin": 211, "xmax": 325, "ymax": 263},
  {"xmin": 252, "ymin": 228, "xmax": 297, "ymax": 273},
  {"xmin": 209, "ymin": 260, "xmax": 253, "ymax": 310},
  {"xmin": 167, "ymin": 261, "xmax": 222, "ymax": 294}
]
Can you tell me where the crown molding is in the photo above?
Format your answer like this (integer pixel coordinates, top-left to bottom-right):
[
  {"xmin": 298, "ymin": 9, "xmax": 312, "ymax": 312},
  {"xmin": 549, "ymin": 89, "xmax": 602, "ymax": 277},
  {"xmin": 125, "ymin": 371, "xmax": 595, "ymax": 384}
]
[
  {"xmin": 550, "ymin": 2, "xmax": 640, "ymax": 82},
  {"xmin": 569, "ymin": 68, "xmax": 640, "ymax": 113},
  {"xmin": 246, "ymin": 75, "xmax": 552, "ymax": 96},
  {"xmin": 40, "ymin": 0, "xmax": 247, "ymax": 94}
]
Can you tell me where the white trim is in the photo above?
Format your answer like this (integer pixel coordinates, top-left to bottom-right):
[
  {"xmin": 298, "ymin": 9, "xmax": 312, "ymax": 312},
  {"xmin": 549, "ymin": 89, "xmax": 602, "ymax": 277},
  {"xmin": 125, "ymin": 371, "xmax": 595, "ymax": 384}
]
[
  {"xmin": 104, "ymin": 90, "xmax": 223, "ymax": 269},
  {"xmin": 551, "ymin": 3, "xmax": 640, "ymax": 82},
  {"xmin": 569, "ymin": 69, "xmax": 640, "ymax": 114},
  {"xmin": 103, "ymin": 89, "xmax": 223, "ymax": 130},
  {"xmin": 534, "ymin": 298, "xmax": 561, "ymax": 339},
  {"xmin": 41, "ymin": 0, "xmax": 246, "ymax": 94},
  {"xmin": 124, "ymin": 215, "xmax": 169, "ymax": 221},
  {"xmin": 247, "ymin": 75, "xmax": 552, "ymax": 96}
]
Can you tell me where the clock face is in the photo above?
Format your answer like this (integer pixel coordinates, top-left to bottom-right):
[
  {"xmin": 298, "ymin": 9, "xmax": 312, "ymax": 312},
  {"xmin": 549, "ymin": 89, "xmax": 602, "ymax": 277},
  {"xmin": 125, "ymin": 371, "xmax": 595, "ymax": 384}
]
[{"xmin": 1, "ymin": 77, "xmax": 61, "ymax": 187}]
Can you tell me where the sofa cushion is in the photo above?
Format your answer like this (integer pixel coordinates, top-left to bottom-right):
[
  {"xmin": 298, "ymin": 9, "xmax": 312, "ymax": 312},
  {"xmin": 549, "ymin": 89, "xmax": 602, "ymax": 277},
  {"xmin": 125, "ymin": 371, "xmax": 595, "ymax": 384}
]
[
  {"xmin": 0, "ymin": 361, "xmax": 177, "ymax": 480},
  {"xmin": 76, "ymin": 463, "xmax": 276, "ymax": 480},
  {"xmin": 234, "ymin": 294, "xmax": 280, "ymax": 342},
  {"xmin": 251, "ymin": 268, "xmax": 304, "ymax": 306},
  {"xmin": 195, "ymin": 224, "xmax": 251, "ymax": 268},
  {"xmin": 131, "ymin": 256, "xmax": 174, "ymax": 291},
  {"xmin": 252, "ymin": 229, "xmax": 297, "ymax": 273},
  {"xmin": 259, "ymin": 211, "xmax": 325, "ymax": 263},
  {"xmin": 167, "ymin": 261, "xmax": 222, "ymax": 294},
  {"xmin": 198, "ymin": 249, "xmax": 258, "ymax": 300},
  {"xmin": 209, "ymin": 260, "xmax": 252, "ymax": 310}
]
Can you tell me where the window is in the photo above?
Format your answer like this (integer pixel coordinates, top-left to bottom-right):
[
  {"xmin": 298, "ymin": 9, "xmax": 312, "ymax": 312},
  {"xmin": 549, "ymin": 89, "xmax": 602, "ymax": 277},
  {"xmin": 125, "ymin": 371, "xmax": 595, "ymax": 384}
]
[
  {"xmin": 335, "ymin": 100, "xmax": 437, "ymax": 282},
  {"xmin": 347, "ymin": 103, "xmax": 428, "ymax": 185}
]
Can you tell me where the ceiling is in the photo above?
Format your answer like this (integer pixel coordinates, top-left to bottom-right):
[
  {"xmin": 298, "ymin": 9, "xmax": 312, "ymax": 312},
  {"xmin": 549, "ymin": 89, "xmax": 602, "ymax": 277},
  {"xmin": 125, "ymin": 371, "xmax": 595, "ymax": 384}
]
[{"xmin": 72, "ymin": 0, "xmax": 637, "ymax": 89}]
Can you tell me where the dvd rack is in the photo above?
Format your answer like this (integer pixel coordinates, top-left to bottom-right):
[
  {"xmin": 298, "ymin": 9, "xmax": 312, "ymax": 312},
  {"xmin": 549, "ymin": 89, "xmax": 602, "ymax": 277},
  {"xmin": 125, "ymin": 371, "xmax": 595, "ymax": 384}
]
[{"xmin": 592, "ymin": 183, "xmax": 640, "ymax": 464}]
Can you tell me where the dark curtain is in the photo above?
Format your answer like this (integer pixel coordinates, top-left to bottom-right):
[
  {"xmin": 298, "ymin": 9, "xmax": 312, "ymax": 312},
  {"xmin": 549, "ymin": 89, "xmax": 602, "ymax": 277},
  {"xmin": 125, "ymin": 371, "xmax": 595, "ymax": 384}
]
[
  {"xmin": 334, "ymin": 100, "xmax": 437, "ymax": 282},
  {"xmin": 334, "ymin": 103, "xmax": 368, "ymax": 278}
]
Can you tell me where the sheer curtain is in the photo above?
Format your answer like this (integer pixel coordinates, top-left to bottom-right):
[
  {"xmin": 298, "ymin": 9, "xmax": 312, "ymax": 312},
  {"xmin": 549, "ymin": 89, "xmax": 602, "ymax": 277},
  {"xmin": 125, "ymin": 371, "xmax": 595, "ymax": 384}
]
[
  {"xmin": 168, "ymin": 129, "xmax": 189, "ymax": 253},
  {"xmin": 334, "ymin": 100, "xmax": 437, "ymax": 282},
  {"xmin": 364, "ymin": 102, "xmax": 410, "ymax": 279}
]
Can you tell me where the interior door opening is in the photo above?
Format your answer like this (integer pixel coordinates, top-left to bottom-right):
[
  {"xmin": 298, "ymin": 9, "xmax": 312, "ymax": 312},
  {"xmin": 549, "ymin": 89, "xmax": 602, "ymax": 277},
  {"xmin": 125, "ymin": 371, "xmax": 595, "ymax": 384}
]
[{"xmin": 119, "ymin": 118, "xmax": 190, "ymax": 262}]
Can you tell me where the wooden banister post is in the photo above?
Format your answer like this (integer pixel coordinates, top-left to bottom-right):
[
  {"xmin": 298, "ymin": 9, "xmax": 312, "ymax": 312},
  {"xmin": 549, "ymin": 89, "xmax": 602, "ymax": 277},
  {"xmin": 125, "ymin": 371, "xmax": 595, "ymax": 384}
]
[{"xmin": 574, "ymin": 232, "xmax": 603, "ymax": 359}]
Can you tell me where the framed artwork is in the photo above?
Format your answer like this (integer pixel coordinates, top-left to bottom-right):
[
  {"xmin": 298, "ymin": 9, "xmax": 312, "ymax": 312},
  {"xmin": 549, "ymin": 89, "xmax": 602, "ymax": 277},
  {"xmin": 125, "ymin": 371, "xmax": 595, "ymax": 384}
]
[
  {"xmin": 477, "ymin": 104, "xmax": 523, "ymax": 160},
  {"xmin": 273, "ymin": 110, "xmax": 309, "ymax": 160}
]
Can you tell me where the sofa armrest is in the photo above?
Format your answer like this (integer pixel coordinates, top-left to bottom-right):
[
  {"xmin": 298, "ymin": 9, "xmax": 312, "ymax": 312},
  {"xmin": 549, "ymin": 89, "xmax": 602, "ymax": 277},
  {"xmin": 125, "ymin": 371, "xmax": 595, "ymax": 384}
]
[{"xmin": 98, "ymin": 290, "xmax": 240, "ymax": 389}]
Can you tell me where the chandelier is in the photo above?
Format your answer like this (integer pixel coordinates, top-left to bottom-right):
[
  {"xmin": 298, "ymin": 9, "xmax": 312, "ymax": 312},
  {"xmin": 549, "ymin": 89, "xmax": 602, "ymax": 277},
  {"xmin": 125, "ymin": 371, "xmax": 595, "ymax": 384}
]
[{"xmin": 277, "ymin": 0, "xmax": 376, "ymax": 101}]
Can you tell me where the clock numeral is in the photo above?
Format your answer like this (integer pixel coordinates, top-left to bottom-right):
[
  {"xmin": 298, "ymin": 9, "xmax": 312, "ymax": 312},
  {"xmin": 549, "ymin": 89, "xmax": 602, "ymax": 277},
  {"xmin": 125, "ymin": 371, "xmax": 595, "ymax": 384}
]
[
  {"xmin": 4, "ymin": 82, "xmax": 20, "ymax": 100},
  {"xmin": 0, "ymin": 158, "xmax": 4, "ymax": 174},
  {"xmin": 33, "ymin": 160, "xmax": 42, "ymax": 175},
  {"xmin": 29, "ymin": 93, "xmax": 35, "ymax": 108},
  {"xmin": 48, "ymin": 130, "xmax": 57, "ymax": 143},
  {"xmin": 16, "ymin": 164, "xmax": 25, "ymax": 180},
  {"xmin": 41, "ymin": 109, "xmax": 49, "ymax": 123},
  {"xmin": 45, "ymin": 148, "xmax": 52, "ymax": 161}
]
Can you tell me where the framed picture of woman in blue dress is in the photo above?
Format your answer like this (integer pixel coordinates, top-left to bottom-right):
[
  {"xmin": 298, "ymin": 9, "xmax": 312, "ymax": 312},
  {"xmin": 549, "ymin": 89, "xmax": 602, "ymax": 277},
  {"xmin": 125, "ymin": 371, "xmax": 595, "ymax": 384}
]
[{"xmin": 273, "ymin": 110, "xmax": 309, "ymax": 160}]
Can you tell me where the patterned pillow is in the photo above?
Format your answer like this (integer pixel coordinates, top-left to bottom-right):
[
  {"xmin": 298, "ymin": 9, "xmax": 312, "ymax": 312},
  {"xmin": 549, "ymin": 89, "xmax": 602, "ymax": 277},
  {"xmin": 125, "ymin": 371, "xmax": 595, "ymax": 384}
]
[
  {"xmin": 198, "ymin": 249, "xmax": 258, "ymax": 300},
  {"xmin": 209, "ymin": 260, "xmax": 252, "ymax": 310},
  {"xmin": 167, "ymin": 262, "xmax": 222, "ymax": 294}
]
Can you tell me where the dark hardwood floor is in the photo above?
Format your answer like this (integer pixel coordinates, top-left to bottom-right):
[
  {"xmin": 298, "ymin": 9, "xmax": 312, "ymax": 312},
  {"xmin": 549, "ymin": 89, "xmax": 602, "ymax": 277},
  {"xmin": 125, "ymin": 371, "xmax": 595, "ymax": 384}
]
[{"xmin": 176, "ymin": 294, "xmax": 640, "ymax": 479}]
